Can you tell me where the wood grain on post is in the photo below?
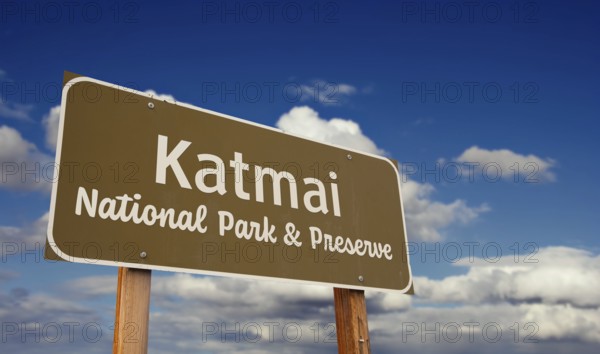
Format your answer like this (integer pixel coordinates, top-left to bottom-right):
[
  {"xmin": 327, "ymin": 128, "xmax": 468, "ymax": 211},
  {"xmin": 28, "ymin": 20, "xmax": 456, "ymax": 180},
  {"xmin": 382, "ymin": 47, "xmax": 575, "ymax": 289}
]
[
  {"xmin": 113, "ymin": 267, "xmax": 152, "ymax": 354},
  {"xmin": 334, "ymin": 287, "xmax": 371, "ymax": 354}
]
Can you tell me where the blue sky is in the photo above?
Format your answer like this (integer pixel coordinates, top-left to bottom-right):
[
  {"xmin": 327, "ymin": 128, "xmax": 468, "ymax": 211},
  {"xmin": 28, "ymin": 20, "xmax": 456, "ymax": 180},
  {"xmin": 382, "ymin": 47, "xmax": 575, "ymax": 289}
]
[{"xmin": 1, "ymin": 1, "xmax": 599, "ymax": 353}]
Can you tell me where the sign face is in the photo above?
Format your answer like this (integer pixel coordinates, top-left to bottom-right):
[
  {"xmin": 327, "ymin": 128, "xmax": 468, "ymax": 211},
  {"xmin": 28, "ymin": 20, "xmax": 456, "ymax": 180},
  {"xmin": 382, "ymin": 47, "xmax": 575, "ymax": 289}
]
[{"xmin": 46, "ymin": 75, "xmax": 413, "ymax": 293}]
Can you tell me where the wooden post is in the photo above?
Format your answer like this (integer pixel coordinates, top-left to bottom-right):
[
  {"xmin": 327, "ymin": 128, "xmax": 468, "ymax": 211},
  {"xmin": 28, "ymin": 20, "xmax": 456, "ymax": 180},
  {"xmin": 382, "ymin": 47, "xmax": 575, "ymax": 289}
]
[
  {"xmin": 334, "ymin": 287, "xmax": 371, "ymax": 354},
  {"xmin": 113, "ymin": 267, "xmax": 152, "ymax": 354}
]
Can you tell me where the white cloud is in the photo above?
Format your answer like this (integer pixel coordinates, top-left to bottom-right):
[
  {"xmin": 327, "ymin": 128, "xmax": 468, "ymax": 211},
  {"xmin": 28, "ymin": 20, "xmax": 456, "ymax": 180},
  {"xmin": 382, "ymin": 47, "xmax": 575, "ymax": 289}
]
[
  {"xmin": 456, "ymin": 146, "xmax": 557, "ymax": 182},
  {"xmin": 337, "ymin": 84, "xmax": 357, "ymax": 95},
  {"xmin": 0, "ymin": 212, "xmax": 48, "ymax": 256},
  {"xmin": 0, "ymin": 125, "xmax": 36, "ymax": 160},
  {"xmin": 416, "ymin": 246, "xmax": 600, "ymax": 308},
  {"xmin": 0, "ymin": 212, "xmax": 115, "ymax": 351},
  {"xmin": 147, "ymin": 274, "xmax": 407, "ymax": 353},
  {"xmin": 64, "ymin": 275, "xmax": 117, "ymax": 298},
  {"xmin": 276, "ymin": 106, "xmax": 384, "ymax": 155},
  {"xmin": 370, "ymin": 246, "xmax": 600, "ymax": 349},
  {"xmin": 0, "ymin": 125, "xmax": 53, "ymax": 192},
  {"xmin": 152, "ymin": 274, "xmax": 333, "ymax": 319},
  {"xmin": 299, "ymin": 80, "xmax": 358, "ymax": 106},
  {"xmin": 521, "ymin": 303, "xmax": 600, "ymax": 343},
  {"xmin": 369, "ymin": 291, "xmax": 413, "ymax": 312},
  {"xmin": 42, "ymin": 105, "xmax": 61, "ymax": 150},
  {"xmin": 0, "ymin": 70, "xmax": 31, "ymax": 120},
  {"xmin": 0, "ymin": 101, "xmax": 33, "ymax": 121},
  {"xmin": 3, "ymin": 245, "xmax": 597, "ymax": 353},
  {"xmin": 0, "ymin": 283, "xmax": 112, "ymax": 353},
  {"xmin": 372, "ymin": 303, "xmax": 600, "ymax": 352},
  {"xmin": 148, "ymin": 274, "xmax": 338, "ymax": 353},
  {"xmin": 401, "ymin": 179, "xmax": 489, "ymax": 241},
  {"xmin": 144, "ymin": 89, "xmax": 176, "ymax": 102},
  {"xmin": 147, "ymin": 246, "xmax": 597, "ymax": 348}
]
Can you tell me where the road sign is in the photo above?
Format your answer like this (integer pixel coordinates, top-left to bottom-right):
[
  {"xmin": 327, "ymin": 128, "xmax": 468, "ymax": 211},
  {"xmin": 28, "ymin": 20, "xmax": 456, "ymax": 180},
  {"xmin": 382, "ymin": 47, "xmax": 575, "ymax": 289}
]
[{"xmin": 46, "ymin": 74, "xmax": 413, "ymax": 292}]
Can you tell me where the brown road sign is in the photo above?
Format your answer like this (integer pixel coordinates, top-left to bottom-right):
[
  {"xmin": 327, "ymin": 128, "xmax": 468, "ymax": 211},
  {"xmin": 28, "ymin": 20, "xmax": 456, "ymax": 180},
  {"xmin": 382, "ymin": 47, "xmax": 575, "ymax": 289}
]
[{"xmin": 46, "ymin": 74, "xmax": 413, "ymax": 293}]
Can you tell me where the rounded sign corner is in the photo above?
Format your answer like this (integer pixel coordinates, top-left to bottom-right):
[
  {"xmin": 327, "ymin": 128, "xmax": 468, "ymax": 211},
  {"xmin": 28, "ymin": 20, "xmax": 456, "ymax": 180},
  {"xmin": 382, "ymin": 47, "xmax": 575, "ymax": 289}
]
[
  {"xmin": 383, "ymin": 158, "xmax": 401, "ymax": 175},
  {"xmin": 62, "ymin": 76, "xmax": 93, "ymax": 91},
  {"xmin": 400, "ymin": 274, "xmax": 414, "ymax": 294},
  {"xmin": 45, "ymin": 233, "xmax": 76, "ymax": 263}
]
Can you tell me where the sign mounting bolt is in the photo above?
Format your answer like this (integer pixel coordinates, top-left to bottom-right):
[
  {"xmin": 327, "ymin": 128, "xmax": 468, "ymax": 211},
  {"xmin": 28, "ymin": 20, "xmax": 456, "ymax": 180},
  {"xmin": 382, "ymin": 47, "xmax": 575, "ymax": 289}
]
[
  {"xmin": 358, "ymin": 275, "xmax": 364, "ymax": 282},
  {"xmin": 148, "ymin": 102, "xmax": 155, "ymax": 109},
  {"xmin": 347, "ymin": 154, "xmax": 352, "ymax": 160},
  {"xmin": 140, "ymin": 251, "xmax": 147, "ymax": 259}
]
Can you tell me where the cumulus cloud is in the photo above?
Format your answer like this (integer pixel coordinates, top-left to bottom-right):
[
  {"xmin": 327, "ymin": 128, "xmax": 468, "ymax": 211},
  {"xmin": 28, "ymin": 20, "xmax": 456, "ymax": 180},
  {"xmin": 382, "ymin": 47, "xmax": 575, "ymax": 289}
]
[
  {"xmin": 57, "ymin": 246, "xmax": 598, "ymax": 353},
  {"xmin": 299, "ymin": 80, "xmax": 358, "ymax": 106},
  {"xmin": 152, "ymin": 274, "xmax": 333, "ymax": 319},
  {"xmin": 146, "ymin": 275, "xmax": 407, "ymax": 353},
  {"xmin": 0, "ymin": 212, "xmax": 48, "ymax": 256},
  {"xmin": 42, "ymin": 105, "xmax": 61, "ymax": 150},
  {"xmin": 456, "ymin": 146, "xmax": 557, "ymax": 182},
  {"xmin": 276, "ymin": 106, "xmax": 384, "ymax": 155},
  {"xmin": 416, "ymin": 246, "xmax": 600, "ymax": 308},
  {"xmin": 0, "ymin": 126, "xmax": 36, "ymax": 160},
  {"xmin": 368, "ymin": 291, "xmax": 413, "ymax": 312},
  {"xmin": 64, "ymin": 275, "xmax": 117, "ymax": 299},
  {"xmin": 3, "ymin": 245, "xmax": 597, "ymax": 353},
  {"xmin": 0, "ymin": 101, "xmax": 33, "ymax": 121},
  {"xmin": 401, "ymin": 180, "xmax": 489, "ymax": 241},
  {"xmin": 0, "ymin": 282, "xmax": 112, "ymax": 354},
  {"xmin": 372, "ymin": 303, "xmax": 600, "ymax": 353},
  {"xmin": 147, "ymin": 274, "xmax": 337, "ymax": 353},
  {"xmin": 144, "ymin": 89, "xmax": 176, "ymax": 102},
  {"xmin": 0, "ymin": 216, "xmax": 113, "ymax": 352},
  {"xmin": 0, "ymin": 125, "xmax": 53, "ymax": 192},
  {"xmin": 369, "ymin": 246, "xmax": 600, "ymax": 350}
]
